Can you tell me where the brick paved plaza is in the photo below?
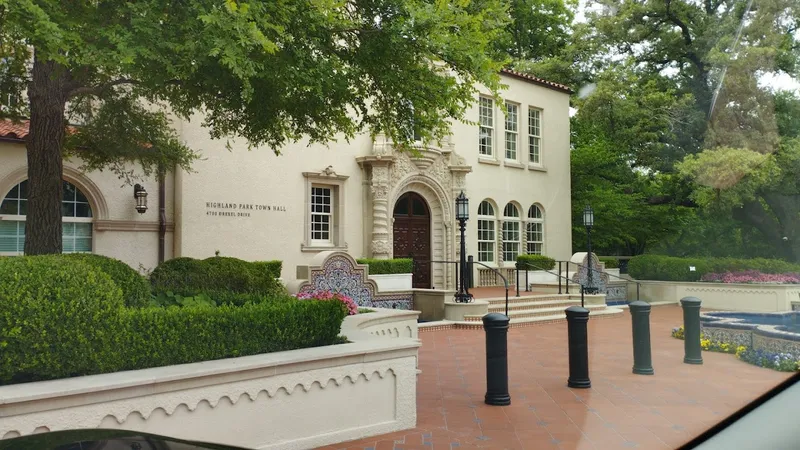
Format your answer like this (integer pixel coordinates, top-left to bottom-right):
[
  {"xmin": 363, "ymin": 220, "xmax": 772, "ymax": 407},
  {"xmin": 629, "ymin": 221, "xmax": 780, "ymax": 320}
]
[{"xmin": 323, "ymin": 305, "xmax": 791, "ymax": 450}]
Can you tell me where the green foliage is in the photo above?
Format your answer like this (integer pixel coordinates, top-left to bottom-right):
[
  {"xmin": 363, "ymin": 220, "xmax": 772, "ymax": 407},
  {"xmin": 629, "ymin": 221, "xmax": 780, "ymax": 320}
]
[
  {"xmin": 493, "ymin": 0, "xmax": 574, "ymax": 61},
  {"xmin": 628, "ymin": 255, "xmax": 800, "ymax": 282},
  {"xmin": 149, "ymin": 291, "xmax": 216, "ymax": 309},
  {"xmin": 357, "ymin": 258, "xmax": 413, "ymax": 275},
  {"xmin": 119, "ymin": 300, "xmax": 346, "ymax": 372},
  {"xmin": 516, "ymin": 254, "xmax": 556, "ymax": 270},
  {"xmin": 251, "ymin": 260, "xmax": 282, "ymax": 279},
  {"xmin": 150, "ymin": 256, "xmax": 285, "ymax": 304},
  {"xmin": 62, "ymin": 253, "xmax": 150, "ymax": 308},
  {"xmin": 599, "ymin": 257, "xmax": 619, "ymax": 269},
  {"xmin": 0, "ymin": 256, "xmax": 124, "ymax": 384}
]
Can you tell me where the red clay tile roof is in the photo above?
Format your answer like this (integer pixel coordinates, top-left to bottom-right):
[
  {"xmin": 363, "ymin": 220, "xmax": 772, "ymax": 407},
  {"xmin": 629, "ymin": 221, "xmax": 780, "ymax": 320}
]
[
  {"xmin": 0, "ymin": 119, "xmax": 29, "ymax": 141},
  {"xmin": 500, "ymin": 68, "xmax": 573, "ymax": 94}
]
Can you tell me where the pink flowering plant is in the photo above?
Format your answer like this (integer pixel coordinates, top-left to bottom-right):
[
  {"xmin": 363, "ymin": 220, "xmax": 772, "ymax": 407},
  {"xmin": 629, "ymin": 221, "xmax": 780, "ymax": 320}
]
[
  {"xmin": 701, "ymin": 270, "xmax": 800, "ymax": 284},
  {"xmin": 295, "ymin": 290, "xmax": 359, "ymax": 315}
]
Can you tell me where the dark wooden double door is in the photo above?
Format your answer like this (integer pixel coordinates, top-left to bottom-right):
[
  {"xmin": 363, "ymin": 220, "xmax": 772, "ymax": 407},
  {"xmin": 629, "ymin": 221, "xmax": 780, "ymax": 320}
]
[{"xmin": 393, "ymin": 192, "xmax": 431, "ymax": 288}]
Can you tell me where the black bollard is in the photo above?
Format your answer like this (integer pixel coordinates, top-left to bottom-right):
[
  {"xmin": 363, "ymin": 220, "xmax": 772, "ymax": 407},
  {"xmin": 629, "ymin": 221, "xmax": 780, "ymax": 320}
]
[
  {"xmin": 566, "ymin": 306, "xmax": 591, "ymax": 389},
  {"xmin": 483, "ymin": 313, "xmax": 511, "ymax": 406},
  {"xmin": 680, "ymin": 297, "xmax": 703, "ymax": 365},
  {"xmin": 629, "ymin": 301, "xmax": 654, "ymax": 375}
]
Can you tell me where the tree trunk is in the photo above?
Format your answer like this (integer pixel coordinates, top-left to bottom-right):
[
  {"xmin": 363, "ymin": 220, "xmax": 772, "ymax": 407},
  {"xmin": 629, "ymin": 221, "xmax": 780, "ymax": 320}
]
[{"xmin": 24, "ymin": 54, "xmax": 70, "ymax": 255}]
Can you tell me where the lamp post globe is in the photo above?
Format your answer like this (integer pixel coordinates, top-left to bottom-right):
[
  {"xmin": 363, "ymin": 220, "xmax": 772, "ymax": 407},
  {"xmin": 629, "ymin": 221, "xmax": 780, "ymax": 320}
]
[{"xmin": 582, "ymin": 205, "xmax": 595, "ymax": 294}]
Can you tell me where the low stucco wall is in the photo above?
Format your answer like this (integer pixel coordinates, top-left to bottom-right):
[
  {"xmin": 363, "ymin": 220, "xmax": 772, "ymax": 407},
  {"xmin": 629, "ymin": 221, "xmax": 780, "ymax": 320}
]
[
  {"xmin": 412, "ymin": 289, "xmax": 452, "ymax": 321},
  {"xmin": 0, "ymin": 309, "xmax": 420, "ymax": 450},
  {"xmin": 630, "ymin": 280, "xmax": 800, "ymax": 312}
]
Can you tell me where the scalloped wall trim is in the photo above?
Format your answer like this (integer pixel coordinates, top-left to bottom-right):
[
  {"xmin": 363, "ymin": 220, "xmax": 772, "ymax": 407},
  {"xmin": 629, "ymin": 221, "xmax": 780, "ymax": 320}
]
[{"xmin": 1, "ymin": 356, "xmax": 417, "ymax": 449}]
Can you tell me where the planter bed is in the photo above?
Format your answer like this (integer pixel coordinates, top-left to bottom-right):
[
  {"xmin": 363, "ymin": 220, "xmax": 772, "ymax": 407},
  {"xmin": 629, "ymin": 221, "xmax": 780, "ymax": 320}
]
[{"xmin": 0, "ymin": 308, "xmax": 420, "ymax": 450}]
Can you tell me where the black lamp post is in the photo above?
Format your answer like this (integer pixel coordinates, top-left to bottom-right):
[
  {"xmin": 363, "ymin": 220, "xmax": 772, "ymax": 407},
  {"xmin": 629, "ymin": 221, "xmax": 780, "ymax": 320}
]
[
  {"xmin": 583, "ymin": 205, "xmax": 596, "ymax": 294},
  {"xmin": 455, "ymin": 191, "xmax": 472, "ymax": 303}
]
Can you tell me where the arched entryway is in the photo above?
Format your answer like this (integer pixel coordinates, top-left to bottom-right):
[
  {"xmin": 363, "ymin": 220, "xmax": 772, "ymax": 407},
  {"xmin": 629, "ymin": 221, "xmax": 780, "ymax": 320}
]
[{"xmin": 393, "ymin": 192, "xmax": 431, "ymax": 288}]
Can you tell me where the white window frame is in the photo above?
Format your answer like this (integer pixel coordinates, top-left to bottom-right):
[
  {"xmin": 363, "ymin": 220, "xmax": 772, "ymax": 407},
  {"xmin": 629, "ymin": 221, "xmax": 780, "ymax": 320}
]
[
  {"xmin": 310, "ymin": 185, "xmax": 333, "ymax": 245},
  {"xmin": 302, "ymin": 170, "xmax": 348, "ymax": 252},
  {"xmin": 0, "ymin": 179, "xmax": 94, "ymax": 255},
  {"xmin": 478, "ymin": 96, "xmax": 494, "ymax": 157},
  {"xmin": 528, "ymin": 107, "xmax": 542, "ymax": 166},
  {"xmin": 504, "ymin": 102, "xmax": 519, "ymax": 161},
  {"xmin": 477, "ymin": 200, "xmax": 496, "ymax": 263},
  {"xmin": 526, "ymin": 204, "xmax": 544, "ymax": 255},
  {"xmin": 502, "ymin": 203, "xmax": 521, "ymax": 264}
]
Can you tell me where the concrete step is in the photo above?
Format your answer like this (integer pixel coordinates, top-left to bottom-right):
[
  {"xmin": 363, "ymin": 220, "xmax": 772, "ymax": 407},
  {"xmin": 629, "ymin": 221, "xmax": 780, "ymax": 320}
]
[
  {"xmin": 482, "ymin": 294, "xmax": 573, "ymax": 306},
  {"xmin": 487, "ymin": 299, "xmax": 580, "ymax": 313},
  {"xmin": 464, "ymin": 304, "xmax": 608, "ymax": 322},
  {"xmin": 507, "ymin": 307, "xmax": 624, "ymax": 326},
  {"xmin": 428, "ymin": 307, "xmax": 626, "ymax": 330}
]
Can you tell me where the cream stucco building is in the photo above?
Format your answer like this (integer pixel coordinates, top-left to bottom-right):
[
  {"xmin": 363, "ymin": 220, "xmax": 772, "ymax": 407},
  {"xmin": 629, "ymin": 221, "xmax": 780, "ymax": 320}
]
[{"xmin": 0, "ymin": 70, "xmax": 572, "ymax": 290}]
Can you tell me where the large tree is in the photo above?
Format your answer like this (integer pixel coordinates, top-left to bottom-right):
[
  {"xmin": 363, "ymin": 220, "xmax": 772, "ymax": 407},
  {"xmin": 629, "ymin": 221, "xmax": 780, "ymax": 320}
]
[{"xmin": 0, "ymin": 0, "xmax": 509, "ymax": 255}]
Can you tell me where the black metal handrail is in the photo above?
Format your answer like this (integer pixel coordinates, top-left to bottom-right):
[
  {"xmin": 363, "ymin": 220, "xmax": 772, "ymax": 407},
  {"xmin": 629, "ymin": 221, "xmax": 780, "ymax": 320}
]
[
  {"xmin": 558, "ymin": 260, "xmax": 640, "ymax": 301},
  {"xmin": 515, "ymin": 261, "xmax": 579, "ymax": 297},
  {"xmin": 471, "ymin": 259, "xmax": 510, "ymax": 316}
]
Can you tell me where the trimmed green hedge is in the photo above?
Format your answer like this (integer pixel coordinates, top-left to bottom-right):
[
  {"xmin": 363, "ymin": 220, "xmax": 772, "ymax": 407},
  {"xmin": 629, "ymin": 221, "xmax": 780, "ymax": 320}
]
[
  {"xmin": 628, "ymin": 255, "xmax": 800, "ymax": 282},
  {"xmin": 252, "ymin": 260, "xmax": 283, "ymax": 279},
  {"xmin": 62, "ymin": 253, "xmax": 150, "ymax": 307},
  {"xmin": 119, "ymin": 299, "xmax": 346, "ymax": 371},
  {"xmin": 150, "ymin": 256, "xmax": 285, "ymax": 305},
  {"xmin": 599, "ymin": 257, "xmax": 619, "ymax": 269},
  {"xmin": 0, "ymin": 256, "xmax": 124, "ymax": 384},
  {"xmin": 0, "ymin": 255, "xmax": 346, "ymax": 385},
  {"xmin": 357, "ymin": 258, "xmax": 413, "ymax": 275},
  {"xmin": 516, "ymin": 254, "xmax": 556, "ymax": 270}
]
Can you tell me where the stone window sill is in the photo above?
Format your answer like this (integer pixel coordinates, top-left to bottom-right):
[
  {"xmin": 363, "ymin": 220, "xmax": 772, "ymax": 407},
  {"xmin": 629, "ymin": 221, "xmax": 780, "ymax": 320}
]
[
  {"xmin": 478, "ymin": 157, "xmax": 501, "ymax": 166},
  {"xmin": 301, "ymin": 243, "xmax": 348, "ymax": 253},
  {"xmin": 504, "ymin": 161, "xmax": 525, "ymax": 169},
  {"xmin": 528, "ymin": 165, "xmax": 547, "ymax": 172}
]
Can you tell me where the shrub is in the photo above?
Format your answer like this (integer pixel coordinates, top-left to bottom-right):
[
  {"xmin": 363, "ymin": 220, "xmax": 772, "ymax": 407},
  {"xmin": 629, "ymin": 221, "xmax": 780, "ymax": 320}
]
[
  {"xmin": 296, "ymin": 290, "xmax": 359, "ymax": 315},
  {"xmin": 252, "ymin": 260, "xmax": 283, "ymax": 279},
  {"xmin": 120, "ymin": 299, "xmax": 347, "ymax": 370},
  {"xmin": 0, "ymin": 256, "xmax": 124, "ymax": 384},
  {"xmin": 599, "ymin": 257, "xmax": 619, "ymax": 269},
  {"xmin": 62, "ymin": 253, "xmax": 150, "ymax": 307},
  {"xmin": 516, "ymin": 254, "xmax": 556, "ymax": 270},
  {"xmin": 357, "ymin": 258, "xmax": 413, "ymax": 275},
  {"xmin": 629, "ymin": 255, "xmax": 800, "ymax": 282},
  {"xmin": 150, "ymin": 256, "xmax": 285, "ymax": 304}
]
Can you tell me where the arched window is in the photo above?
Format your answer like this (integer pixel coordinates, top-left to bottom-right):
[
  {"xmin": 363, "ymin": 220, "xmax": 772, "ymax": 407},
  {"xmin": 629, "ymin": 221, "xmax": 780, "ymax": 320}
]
[
  {"xmin": 0, "ymin": 180, "xmax": 93, "ymax": 253},
  {"xmin": 527, "ymin": 204, "xmax": 544, "ymax": 255},
  {"xmin": 502, "ymin": 203, "xmax": 520, "ymax": 263},
  {"xmin": 477, "ymin": 200, "xmax": 496, "ymax": 263}
]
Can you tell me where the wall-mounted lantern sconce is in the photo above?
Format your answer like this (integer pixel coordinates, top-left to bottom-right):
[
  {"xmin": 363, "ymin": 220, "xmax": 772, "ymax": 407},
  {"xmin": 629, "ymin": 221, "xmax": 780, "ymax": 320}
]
[{"xmin": 134, "ymin": 184, "xmax": 148, "ymax": 214}]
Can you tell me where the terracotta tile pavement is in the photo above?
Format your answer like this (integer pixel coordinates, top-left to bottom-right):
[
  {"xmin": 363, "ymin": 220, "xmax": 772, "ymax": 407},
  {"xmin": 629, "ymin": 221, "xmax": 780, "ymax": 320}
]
[{"xmin": 323, "ymin": 306, "xmax": 792, "ymax": 450}]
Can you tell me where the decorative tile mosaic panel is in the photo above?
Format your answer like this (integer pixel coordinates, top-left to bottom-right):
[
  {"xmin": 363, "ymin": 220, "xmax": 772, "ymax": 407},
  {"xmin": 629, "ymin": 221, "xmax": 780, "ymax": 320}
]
[
  {"xmin": 606, "ymin": 284, "xmax": 628, "ymax": 304},
  {"xmin": 297, "ymin": 252, "xmax": 413, "ymax": 310},
  {"xmin": 571, "ymin": 255, "xmax": 609, "ymax": 293}
]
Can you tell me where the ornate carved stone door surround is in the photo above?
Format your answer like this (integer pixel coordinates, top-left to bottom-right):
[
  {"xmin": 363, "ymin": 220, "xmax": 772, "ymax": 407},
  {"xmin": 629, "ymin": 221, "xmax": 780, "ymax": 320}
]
[{"xmin": 357, "ymin": 134, "xmax": 471, "ymax": 290}]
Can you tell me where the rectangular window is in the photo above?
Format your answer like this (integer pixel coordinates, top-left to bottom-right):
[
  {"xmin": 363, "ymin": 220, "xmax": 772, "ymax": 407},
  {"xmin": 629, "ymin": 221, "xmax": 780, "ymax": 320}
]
[
  {"xmin": 527, "ymin": 222, "xmax": 543, "ymax": 255},
  {"xmin": 0, "ymin": 220, "xmax": 24, "ymax": 253},
  {"xmin": 528, "ymin": 108, "xmax": 542, "ymax": 165},
  {"xmin": 310, "ymin": 186, "xmax": 333, "ymax": 243},
  {"xmin": 502, "ymin": 221, "xmax": 520, "ymax": 262},
  {"xmin": 505, "ymin": 102, "xmax": 518, "ymax": 160},
  {"xmin": 477, "ymin": 219, "xmax": 495, "ymax": 262},
  {"xmin": 479, "ymin": 97, "xmax": 494, "ymax": 156},
  {"xmin": 0, "ymin": 220, "xmax": 91, "ymax": 253}
]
